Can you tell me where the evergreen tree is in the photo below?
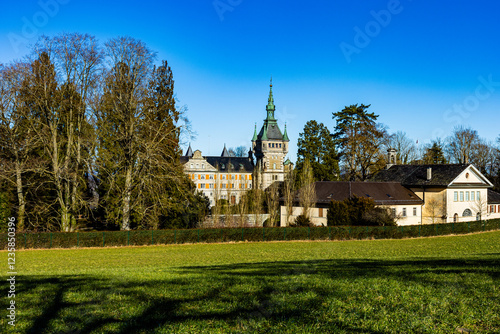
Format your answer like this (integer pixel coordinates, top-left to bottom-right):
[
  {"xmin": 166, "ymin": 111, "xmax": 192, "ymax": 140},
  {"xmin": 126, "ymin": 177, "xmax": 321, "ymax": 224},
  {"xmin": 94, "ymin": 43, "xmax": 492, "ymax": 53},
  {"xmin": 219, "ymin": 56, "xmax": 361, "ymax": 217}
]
[
  {"xmin": 423, "ymin": 141, "xmax": 447, "ymax": 164},
  {"xmin": 332, "ymin": 104, "xmax": 386, "ymax": 181},
  {"xmin": 296, "ymin": 120, "xmax": 339, "ymax": 181}
]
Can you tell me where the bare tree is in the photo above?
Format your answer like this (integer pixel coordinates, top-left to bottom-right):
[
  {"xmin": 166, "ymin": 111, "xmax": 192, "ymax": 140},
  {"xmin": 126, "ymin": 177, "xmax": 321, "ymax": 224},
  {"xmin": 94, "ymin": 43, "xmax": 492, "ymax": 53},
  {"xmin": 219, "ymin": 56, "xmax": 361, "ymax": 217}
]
[
  {"xmin": 0, "ymin": 62, "xmax": 36, "ymax": 231},
  {"xmin": 470, "ymin": 138, "xmax": 495, "ymax": 175},
  {"xmin": 234, "ymin": 146, "xmax": 248, "ymax": 158},
  {"xmin": 473, "ymin": 192, "xmax": 487, "ymax": 221},
  {"xmin": 299, "ymin": 159, "xmax": 316, "ymax": 221},
  {"xmin": 447, "ymin": 126, "xmax": 479, "ymax": 164},
  {"xmin": 19, "ymin": 52, "xmax": 86, "ymax": 231},
  {"xmin": 283, "ymin": 168, "xmax": 296, "ymax": 227},
  {"xmin": 387, "ymin": 131, "xmax": 418, "ymax": 164},
  {"xmin": 212, "ymin": 170, "xmax": 221, "ymax": 227},
  {"xmin": 252, "ymin": 167, "xmax": 264, "ymax": 226},
  {"xmin": 265, "ymin": 183, "xmax": 280, "ymax": 227},
  {"xmin": 237, "ymin": 189, "xmax": 248, "ymax": 227},
  {"xmin": 423, "ymin": 197, "xmax": 446, "ymax": 224}
]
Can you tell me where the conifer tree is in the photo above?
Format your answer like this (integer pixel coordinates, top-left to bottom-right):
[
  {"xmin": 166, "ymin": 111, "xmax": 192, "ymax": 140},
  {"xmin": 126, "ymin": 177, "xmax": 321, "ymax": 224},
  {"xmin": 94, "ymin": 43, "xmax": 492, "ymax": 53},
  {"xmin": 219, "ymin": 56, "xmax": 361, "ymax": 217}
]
[
  {"xmin": 296, "ymin": 120, "xmax": 339, "ymax": 181},
  {"xmin": 332, "ymin": 104, "xmax": 386, "ymax": 181}
]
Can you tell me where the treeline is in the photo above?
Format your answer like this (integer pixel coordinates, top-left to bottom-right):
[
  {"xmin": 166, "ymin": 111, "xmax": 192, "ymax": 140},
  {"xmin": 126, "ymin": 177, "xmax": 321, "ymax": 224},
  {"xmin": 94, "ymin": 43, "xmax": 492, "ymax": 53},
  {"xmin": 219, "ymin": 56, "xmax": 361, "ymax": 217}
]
[
  {"xmin": 0, "ymin": 33, "xmax": 209, "ymax": 232},
  {"xmin": 296, "ymin": 104, "xmax": 500, "ymax": 190}
]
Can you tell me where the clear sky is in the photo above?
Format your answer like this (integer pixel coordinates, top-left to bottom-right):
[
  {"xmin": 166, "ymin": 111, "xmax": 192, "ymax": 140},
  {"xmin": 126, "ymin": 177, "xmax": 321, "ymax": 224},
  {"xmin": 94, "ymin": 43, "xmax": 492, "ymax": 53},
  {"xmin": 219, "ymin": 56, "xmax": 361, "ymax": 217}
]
[{"xmin": 1, "ymin": 0, "xmax": 500, "ymax": 162}]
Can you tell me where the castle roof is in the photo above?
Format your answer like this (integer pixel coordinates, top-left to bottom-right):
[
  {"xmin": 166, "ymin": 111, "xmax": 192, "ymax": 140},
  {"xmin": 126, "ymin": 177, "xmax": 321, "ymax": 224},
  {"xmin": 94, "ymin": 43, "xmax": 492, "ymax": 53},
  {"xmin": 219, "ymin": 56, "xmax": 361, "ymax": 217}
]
[{"xmin": 253, "ymin": 78, "xmax": 288, "ymax": 142}]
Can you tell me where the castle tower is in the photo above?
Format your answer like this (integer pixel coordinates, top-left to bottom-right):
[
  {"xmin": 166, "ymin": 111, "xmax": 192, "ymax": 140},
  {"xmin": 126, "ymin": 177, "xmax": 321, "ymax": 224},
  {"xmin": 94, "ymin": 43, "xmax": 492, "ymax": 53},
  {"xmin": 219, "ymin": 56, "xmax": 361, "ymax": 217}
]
[{"xmin": 252, "ymin": 78, "xmax": 289, "ymax": 189}]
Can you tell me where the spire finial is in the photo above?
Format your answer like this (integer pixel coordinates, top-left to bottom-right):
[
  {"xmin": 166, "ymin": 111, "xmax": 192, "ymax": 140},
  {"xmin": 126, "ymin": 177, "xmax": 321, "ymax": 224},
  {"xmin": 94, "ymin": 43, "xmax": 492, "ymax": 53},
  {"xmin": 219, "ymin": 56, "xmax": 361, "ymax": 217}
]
[{"xmin": 266, "ymin": 78, "xmax": 275, "ymax": 120}]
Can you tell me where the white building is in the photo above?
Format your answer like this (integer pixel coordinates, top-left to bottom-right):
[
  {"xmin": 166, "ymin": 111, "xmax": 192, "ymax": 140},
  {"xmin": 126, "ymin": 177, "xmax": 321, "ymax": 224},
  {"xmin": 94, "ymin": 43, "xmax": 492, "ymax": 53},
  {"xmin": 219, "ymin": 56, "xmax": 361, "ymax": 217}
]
[
  {"xmin": 280, "ymin": 181, "xmax": 424, "ymax": 226},
  {"xmin": 373, "ymin": 163, "xmax": 496, "ymax": 223}
]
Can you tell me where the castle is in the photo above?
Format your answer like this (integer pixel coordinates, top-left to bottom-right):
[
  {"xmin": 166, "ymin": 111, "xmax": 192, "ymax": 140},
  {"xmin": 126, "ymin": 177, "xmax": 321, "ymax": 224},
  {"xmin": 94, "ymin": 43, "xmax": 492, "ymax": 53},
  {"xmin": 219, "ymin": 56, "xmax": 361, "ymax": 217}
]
[{"xmin": 181, "ymin": 80, "xmax": 290, "ymax": 206}]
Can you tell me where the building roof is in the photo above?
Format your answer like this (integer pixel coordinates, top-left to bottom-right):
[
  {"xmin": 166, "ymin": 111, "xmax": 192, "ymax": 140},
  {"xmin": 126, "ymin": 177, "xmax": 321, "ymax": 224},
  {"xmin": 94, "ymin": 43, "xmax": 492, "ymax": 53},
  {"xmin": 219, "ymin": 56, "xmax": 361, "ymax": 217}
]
[
  {"xmin": 253, "ymin": 79, "xmax": 288, "ymax": 142},
  {"xmin": 292, "ymin": 181, "xmax": 423, "ymax": 206},
  {"xmin": 185, "ymin": 144, "xmax": 193, "ymax": 158},
  {"xmin": 488, "ymin": 189, "xmax": 500, "ymax": 204},
  {"xmin": 205, "ymin": 156, "xmax": 254, "ymax": 173},
  {"xmin": 182, "ymin": 146, "xmax": 254, "ymax": 173},
  {"xmin": 221, "ymin": 144, "xmax": 230, "ymax": 157},
  {"xmin": 372, "ymin": 164, "xmax": 472, "ymax": 187}
]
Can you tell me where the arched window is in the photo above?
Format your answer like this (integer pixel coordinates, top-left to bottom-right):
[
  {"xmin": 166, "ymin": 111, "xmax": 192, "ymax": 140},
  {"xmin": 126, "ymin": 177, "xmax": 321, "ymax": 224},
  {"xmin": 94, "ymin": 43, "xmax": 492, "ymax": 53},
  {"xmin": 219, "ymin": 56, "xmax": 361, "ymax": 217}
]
[
  {"xmin": 453, "ymin": 213, "xmax": 458, "ymax": 222},
  {"xmin": 462, "ymin": 209, "xmax": 472, "ymax": 217}
]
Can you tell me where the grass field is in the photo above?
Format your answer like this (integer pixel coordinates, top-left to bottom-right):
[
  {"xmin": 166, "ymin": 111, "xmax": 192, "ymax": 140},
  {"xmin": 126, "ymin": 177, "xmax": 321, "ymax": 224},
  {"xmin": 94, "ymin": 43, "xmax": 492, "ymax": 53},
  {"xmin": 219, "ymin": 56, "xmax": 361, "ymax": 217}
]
[{"xmin": 2, "ymin": 231, "xmax": 500, "ymax": 333}]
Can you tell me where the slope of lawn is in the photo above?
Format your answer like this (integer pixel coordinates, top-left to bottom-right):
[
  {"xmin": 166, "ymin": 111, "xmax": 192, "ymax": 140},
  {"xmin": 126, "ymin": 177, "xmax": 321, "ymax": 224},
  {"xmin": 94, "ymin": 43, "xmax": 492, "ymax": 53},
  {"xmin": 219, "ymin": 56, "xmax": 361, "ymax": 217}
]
[{"xmin": 1, "ymin": 231, "xmax": 499, "ymax": 333}]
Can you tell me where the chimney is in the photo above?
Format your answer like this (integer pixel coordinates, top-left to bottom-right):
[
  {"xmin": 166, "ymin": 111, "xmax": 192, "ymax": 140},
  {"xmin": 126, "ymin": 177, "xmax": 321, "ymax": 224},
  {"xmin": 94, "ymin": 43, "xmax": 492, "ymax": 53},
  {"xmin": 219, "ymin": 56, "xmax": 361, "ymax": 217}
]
[{"xmin": 427, "ymin": 167, "xmax": 432, "ymax": 181}]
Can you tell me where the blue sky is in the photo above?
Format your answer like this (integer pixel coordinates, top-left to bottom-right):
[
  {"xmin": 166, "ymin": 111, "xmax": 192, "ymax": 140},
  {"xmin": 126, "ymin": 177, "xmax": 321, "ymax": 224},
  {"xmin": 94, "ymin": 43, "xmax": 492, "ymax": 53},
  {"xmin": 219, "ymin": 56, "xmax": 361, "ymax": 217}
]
[{"xmin": 1, "ymin": 0, "xmax": 500, "ymax": 162}]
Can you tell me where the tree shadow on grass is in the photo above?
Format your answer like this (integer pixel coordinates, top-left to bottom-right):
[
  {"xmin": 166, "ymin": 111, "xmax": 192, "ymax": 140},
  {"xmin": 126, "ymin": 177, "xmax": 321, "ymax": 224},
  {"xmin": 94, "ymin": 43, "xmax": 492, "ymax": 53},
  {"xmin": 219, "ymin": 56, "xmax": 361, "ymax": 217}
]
[{"xmin": 1, "ymin": 257, "xmax": 499, "ymax": 333}]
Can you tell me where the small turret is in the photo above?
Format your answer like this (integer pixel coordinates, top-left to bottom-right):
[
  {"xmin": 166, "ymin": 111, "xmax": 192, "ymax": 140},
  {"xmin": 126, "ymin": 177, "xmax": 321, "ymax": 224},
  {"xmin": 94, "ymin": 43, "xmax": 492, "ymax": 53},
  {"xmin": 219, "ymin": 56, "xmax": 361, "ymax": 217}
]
[
  {"xmin": 185, "ymin": 143, "xmax": 194, "ymax": 158},
  {"xmin": 221, "ymin": 144, "xmax": 230, "ymax": 157},
  {"xmin": 283, "ymin": 123, "xmax": 289, "ymax": 142}
]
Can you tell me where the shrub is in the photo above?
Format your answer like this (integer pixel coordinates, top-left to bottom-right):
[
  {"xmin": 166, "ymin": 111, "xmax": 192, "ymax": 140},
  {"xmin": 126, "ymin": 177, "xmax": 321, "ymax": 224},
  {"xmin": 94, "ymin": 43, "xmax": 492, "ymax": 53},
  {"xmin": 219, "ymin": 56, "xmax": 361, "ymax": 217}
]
[
  {"xmin": 291, "ymin": 214, "xmax": 312, "ymax": 227},
  {"xmin": 327, "ymin": 195, "xmax": 396, "ymax": 226},
  {"xmin": 327, "ymin": 200, "xmax": 350, "ymax": 226}
]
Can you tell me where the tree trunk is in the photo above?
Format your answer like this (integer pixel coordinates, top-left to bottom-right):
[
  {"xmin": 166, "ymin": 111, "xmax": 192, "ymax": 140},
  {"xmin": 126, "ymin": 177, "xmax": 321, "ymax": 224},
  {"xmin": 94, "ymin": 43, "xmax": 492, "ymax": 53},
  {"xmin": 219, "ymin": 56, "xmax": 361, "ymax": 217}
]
[
  {"xmin": 14, "ymin": 160, "xmax": 25, "ymax": 231},
  {"xmin": 121, "ymin": 165, "xmax": 132, "ymax": 230}
]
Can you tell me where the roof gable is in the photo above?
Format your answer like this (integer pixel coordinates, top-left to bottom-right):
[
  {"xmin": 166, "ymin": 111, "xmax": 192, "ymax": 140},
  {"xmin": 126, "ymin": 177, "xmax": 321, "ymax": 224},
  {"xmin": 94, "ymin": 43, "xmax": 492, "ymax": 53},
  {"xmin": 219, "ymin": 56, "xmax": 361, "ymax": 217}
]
[{"xmin": 449, "ymin": 165, "xmax": 493, "ymax": 187}]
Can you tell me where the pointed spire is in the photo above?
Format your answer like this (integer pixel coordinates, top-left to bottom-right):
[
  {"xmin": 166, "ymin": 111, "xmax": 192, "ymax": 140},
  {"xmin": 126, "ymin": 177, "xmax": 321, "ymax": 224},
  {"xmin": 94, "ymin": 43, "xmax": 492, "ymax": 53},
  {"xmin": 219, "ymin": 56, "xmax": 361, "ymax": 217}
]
[
  {"xmin": 261, "ymin": 124, "xmax": 268, "ymax": 140},
  {"xmin": 252, "ymin": 123, "xmax": 258, "ymax": 141},
  {"xmin": 185, "ymin": 143, "xmax": 193, "ymax": 157},
  {"xmin": 282, "ymin": 123, "xmax": 289, "ymax": 142},
  {"xmin": 266, "ymin": 77, "xmax": 275, "ymax": 120},
  {"xmin": 221, "ymin": 143, "xmax": 230, "ymax": 157}
]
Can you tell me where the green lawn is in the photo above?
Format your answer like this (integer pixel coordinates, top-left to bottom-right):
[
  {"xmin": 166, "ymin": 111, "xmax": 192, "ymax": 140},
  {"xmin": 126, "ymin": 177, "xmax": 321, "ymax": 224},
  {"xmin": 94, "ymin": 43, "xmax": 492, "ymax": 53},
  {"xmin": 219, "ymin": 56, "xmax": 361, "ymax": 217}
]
[{"xmin": 2, "ymin": 232, "xmax": 500, "ymax": 333}]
